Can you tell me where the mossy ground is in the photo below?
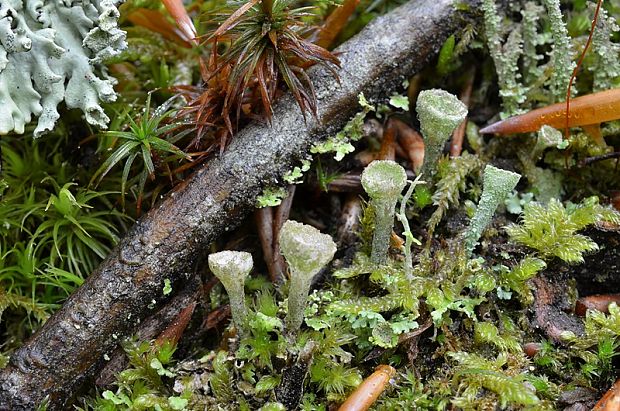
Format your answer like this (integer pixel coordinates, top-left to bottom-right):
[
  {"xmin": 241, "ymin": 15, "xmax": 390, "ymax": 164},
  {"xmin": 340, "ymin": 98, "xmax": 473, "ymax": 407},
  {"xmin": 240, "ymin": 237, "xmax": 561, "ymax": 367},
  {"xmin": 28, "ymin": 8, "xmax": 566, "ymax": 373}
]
[{"xmin": 2, "ymin": 0, "xmax": 620, "ymax": 410}]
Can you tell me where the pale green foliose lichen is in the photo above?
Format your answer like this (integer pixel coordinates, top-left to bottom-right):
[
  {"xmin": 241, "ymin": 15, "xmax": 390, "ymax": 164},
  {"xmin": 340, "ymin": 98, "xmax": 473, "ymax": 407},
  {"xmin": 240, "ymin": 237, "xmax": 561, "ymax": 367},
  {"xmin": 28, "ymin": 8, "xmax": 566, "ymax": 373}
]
[
  {"xmin": 533, "ymin": 125, "xmax": 563, "ymax": 161},
  {"xmin": 0, "ymin": 0, "xmax": 126, "ymax": 137},
  {"xmin": 283, "ymin": 158, "xmax": 311, "ymax": 184},
  {"xmin": 310, "ymin": 93, "xmax": 374, "ymax": 161},
  {"xmin": 464, "ymin": 165, "xmax": 521, "ymax": 255},
  {"xmin": 416, "ymin": 89, "xmax": 467, "ymax": 178},
  {"xmin": 256, "ymin": 187, "xmax": 288, "ymax": 208}
]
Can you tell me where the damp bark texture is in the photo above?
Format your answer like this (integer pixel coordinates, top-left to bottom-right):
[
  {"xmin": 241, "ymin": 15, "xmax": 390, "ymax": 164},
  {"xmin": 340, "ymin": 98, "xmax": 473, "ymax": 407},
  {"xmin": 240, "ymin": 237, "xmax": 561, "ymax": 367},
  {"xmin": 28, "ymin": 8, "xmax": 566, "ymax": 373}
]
[{"xmin": 0, "ymin": 0, "xmax": 481, "ymax": 408}]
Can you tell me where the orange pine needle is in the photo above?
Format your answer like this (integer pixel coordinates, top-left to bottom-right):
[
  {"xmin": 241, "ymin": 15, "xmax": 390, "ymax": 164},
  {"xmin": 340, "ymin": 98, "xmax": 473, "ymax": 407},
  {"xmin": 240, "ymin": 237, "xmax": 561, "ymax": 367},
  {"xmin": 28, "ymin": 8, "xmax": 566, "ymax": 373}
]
[
  {"xmin": 480, "ymin": 88, "xmax": 620, "ymax": 135},
  {"xmin": 128, "ymin": 9, "xmax": 191, "ymax": 46},
  {"xmin": 338, "ymin": 365, "xmax": 396, "ymax": 411},
  {"xmin": 594, "ymin": 378, "xmax": 620, "ymax": 411},
  {"xmin": 161, "ymin": 0, "xmax": 198, "ymax": 45}
]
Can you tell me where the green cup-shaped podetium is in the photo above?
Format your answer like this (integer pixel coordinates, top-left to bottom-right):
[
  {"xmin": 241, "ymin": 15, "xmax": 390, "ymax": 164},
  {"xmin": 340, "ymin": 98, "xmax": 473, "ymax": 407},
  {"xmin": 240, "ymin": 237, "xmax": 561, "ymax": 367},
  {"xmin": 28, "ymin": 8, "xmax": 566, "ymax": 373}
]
[
  {"xmin": 464, "ymin": 165, "xmax": 521, "ymax": 255},
  {"xmin": 279, "ymin": 220, "xmax": 337, "ymax": 336},
  {"xmin": 417, "ymin": 89, "xmax": 468, "ymax": 177},
  {"xmin": 361, "ymin": 160, "xmax": 407, "ymax": 265},
  {"xmin": 208, "ymin": 250, "xmax": 253, "ymax": 336}
]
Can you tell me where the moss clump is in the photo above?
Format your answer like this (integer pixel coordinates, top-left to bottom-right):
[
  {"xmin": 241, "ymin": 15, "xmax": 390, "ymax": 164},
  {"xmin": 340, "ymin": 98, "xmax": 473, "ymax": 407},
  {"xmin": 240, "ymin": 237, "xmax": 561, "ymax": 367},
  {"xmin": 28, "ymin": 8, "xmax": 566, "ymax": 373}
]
[{"xmin": 506, "ymin": 197, "xmax": 620, "ymax": 263}]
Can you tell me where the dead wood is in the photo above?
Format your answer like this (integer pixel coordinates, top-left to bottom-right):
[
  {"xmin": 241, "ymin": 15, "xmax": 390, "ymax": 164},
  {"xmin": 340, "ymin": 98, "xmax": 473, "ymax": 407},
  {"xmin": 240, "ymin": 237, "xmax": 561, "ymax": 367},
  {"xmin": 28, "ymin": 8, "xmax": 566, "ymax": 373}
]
[
  {"xmin": 94, "ymin": 272, "xmax": 202, "ymax": 388},
  {"xmin": 0, "ymin": 0, "xmax": 481, "ymax": 408}
]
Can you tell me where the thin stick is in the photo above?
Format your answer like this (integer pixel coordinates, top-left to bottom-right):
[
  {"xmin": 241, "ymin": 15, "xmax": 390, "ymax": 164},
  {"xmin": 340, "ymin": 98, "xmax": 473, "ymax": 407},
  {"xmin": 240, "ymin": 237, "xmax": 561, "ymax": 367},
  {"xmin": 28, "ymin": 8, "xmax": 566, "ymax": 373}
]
[
  {"xmin": 579, "ymin": 151, "xmax": 620, "ymax": 167},
  {"xmin": 255, "ymin": 207, "xmax": 279, "ymax": 282}
]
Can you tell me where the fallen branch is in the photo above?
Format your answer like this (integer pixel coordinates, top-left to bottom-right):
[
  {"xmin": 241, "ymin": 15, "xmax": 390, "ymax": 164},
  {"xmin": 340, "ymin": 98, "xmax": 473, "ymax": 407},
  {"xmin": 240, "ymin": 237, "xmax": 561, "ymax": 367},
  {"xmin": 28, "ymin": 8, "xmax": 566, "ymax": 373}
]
[{"xmin": 0, "ymin": 0, "xmax": 480, "ymax": 408}]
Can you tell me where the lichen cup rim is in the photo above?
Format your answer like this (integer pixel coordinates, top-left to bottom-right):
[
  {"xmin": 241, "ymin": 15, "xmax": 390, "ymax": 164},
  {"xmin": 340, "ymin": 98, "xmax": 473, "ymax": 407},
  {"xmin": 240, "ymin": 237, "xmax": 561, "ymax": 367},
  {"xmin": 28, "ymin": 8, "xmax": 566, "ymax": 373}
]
[
  {"xmin": 417, "ymin": 88, "xmax": 468, "ymax": 125},
  {"xmin": 361, "ymin": 160, "xmax": 408, "ymax": 199},
  {"xmin": 208, "ymin": 250, "xmax": 253, "ymax": 283},
  {"xmin": 279, "ymin": 220, "xmax": 337, "ymax": 277}
]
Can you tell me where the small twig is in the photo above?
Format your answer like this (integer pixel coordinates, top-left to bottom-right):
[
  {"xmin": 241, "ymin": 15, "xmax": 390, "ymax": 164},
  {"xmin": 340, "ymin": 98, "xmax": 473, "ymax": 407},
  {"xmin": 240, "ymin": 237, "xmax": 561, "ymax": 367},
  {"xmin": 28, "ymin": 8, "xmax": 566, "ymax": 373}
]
[
  {"xmin": 575, "ymin": 294, "xmax": 620, "ymax": 317},
  {"xmin": 155, "ymin": 302, "xmax": 196, "ymax": 347},
  {"xmin": 203, "ymin": 304, "xmax": 231, "ymax": 330},
  {"xmin": 378, "ymin": 118, "xmax": 397, "ymax": 161},
  {"xmin": 394, "ymin": 118, "xmax": 424, "ymax": 172},
  {"xmin": 327, "ymin": 170, "xmax": 417, "ymax": 193},
  {"xmin": 579, "ymin": 152, "xmax": 620, "ymax": 167},
  {"xmin": 313, "ymin": 0, "xmax": 360, "ymax": 49},
  {"xmin": 337, "ymin": 194, "xmax": 363, "ymax": 247}
]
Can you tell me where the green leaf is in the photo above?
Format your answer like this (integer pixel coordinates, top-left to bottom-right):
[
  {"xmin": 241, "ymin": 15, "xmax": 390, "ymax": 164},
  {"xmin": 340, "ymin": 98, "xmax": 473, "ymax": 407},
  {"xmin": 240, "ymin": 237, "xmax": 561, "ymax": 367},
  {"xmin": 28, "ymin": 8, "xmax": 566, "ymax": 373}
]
[{"xmin": 389, "ymin": 94, "xmax": 410, "ymax": 110}]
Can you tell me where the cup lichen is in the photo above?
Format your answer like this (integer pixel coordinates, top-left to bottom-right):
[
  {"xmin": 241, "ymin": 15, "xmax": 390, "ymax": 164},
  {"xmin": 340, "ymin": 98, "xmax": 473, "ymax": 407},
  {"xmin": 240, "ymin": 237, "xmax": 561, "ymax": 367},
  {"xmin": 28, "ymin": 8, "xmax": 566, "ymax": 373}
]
[
  {"xmin": 208, "ymin": 251, "xmax": 253, "ymax": 335},
  {"xmin": 417, "ymin": 89, "xmax": 468, "ymax": 177},
  {"xmin": 278, "ymin": 220, "xmax": 337, "ymax": 337},
  {"xmin": 463, "ymin": 165, "xmax": 521, "ymax": 255},
  {"xmin": 361, "ymin": 160, "xmax": 407, "ymax": 265}
]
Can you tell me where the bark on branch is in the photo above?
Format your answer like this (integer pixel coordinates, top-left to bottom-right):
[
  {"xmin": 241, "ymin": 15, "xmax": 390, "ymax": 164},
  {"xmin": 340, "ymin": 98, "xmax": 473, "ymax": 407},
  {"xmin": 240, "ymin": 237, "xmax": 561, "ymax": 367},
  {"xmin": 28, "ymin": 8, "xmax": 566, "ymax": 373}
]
[{"xmin": 0, "ymin": 0, "xmax": 480, "ymax": 408}]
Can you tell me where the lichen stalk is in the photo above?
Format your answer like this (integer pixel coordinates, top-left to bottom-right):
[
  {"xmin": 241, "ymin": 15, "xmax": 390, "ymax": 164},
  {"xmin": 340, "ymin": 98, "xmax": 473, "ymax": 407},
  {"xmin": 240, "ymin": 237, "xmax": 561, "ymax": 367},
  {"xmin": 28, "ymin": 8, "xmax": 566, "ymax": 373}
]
[{"xmin": 360, "ymin": 160, "xmax": 408, "ymax": 265}]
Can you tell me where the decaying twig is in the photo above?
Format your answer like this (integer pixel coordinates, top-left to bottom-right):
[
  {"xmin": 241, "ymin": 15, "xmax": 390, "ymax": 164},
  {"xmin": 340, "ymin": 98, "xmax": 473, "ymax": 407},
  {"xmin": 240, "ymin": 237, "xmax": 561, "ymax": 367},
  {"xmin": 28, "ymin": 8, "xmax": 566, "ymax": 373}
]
[
  {"xmin": 273, "ymin": 185, "xmax": 296, "ymax": 281},
  {"xmin": 255, "ymin": 186, "xmax": 296, "ymax": 284},
  {"xmin": 579, "ymin": 151, "xmax": 620, "ymax": 167},
  {"xmin": 0, "ymin": 1, "xmax": 481, "ymax": 408}
]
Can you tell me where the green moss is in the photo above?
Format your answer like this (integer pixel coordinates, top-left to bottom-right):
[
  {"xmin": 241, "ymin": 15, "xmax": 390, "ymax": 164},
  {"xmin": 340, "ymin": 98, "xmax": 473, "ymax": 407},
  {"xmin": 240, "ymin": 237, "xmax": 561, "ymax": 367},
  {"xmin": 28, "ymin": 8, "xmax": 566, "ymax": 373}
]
[
  {"xmin": 506, "ymin": 197, "xmax": 620, "ymax": 263},
  {"xmin": 427, "ymin": 153, "xmax": 483, "ymax": 235}
]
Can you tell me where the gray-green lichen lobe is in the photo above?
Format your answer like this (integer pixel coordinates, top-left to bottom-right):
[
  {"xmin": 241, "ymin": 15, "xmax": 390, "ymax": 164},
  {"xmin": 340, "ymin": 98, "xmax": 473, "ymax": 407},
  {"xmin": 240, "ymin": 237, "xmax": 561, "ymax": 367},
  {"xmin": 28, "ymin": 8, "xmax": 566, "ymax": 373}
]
[{"xmin": 0, "ymin": 0, "xmax": 126, "ymax": 136}]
